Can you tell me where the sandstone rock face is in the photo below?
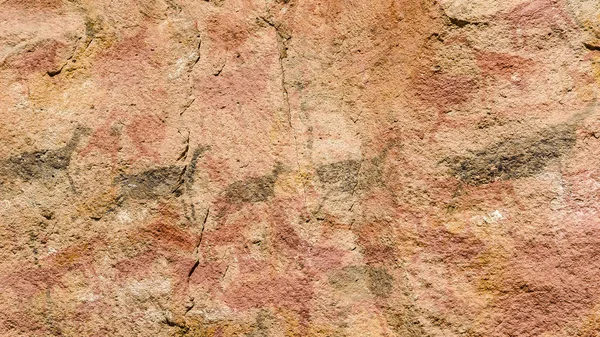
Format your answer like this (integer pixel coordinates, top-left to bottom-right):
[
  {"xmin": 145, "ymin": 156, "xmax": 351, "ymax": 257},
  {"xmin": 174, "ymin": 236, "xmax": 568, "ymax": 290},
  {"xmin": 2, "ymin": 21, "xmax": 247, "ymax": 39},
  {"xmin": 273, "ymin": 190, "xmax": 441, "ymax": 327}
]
[{"xmin": 2, "ymin": 0, "xmax": 600, "ymax": 336}]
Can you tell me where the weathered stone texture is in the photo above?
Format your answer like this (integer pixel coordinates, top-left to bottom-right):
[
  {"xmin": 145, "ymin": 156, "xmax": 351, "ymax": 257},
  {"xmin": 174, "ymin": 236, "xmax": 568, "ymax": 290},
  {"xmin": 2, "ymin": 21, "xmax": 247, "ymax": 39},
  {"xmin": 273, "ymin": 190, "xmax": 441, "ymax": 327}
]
[{"xmin": 2, "ymin": 0, "xmax": 600, "ymax": 336}]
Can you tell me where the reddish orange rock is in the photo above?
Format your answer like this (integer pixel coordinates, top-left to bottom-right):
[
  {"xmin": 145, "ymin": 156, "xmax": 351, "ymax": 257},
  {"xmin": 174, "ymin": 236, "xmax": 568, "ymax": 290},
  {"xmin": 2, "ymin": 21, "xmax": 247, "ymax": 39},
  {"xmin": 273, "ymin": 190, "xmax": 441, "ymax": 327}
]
[{"xmin": 2, "ymin": 0, "xmax": 600, "ymax": 336}]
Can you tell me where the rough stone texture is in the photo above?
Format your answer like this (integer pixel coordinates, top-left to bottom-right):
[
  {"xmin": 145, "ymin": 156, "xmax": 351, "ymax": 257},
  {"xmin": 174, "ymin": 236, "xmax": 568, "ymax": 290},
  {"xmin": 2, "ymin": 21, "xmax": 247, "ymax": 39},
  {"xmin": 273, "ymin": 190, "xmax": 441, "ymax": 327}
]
[{"xmin": 2, "ymin": 0, "xmax": 600, "ymax": 336}]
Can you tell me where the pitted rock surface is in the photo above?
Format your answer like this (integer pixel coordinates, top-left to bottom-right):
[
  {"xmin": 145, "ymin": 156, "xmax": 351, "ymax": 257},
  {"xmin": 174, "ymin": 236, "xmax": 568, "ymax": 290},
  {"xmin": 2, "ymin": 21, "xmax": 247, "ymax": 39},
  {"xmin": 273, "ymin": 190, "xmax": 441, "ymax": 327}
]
[{"xmin": 2, "ymin": 0, "xmax": 600, "ymax": 336}]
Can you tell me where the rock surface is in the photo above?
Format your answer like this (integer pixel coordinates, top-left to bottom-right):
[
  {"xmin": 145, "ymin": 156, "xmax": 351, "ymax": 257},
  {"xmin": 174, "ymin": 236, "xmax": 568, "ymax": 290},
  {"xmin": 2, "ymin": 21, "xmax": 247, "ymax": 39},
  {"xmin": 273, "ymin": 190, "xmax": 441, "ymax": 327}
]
[{"xmin": 2, "ymin": 0, "xmax": 600, "ymax": 336}]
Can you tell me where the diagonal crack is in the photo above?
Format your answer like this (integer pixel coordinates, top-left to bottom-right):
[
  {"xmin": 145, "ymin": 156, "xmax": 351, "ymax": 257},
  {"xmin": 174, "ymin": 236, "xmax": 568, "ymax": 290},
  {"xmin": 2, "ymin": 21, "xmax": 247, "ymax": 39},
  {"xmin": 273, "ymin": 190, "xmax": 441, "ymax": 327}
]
[
  {"xmin": 187, "ymin": 207, "xmax": 209, "ymax": 281},
  {"xmin": 187, "ymin": 260, "xmax": 199, "ymax": 279},
  {"xmin": 176, "ymin": 130, "xmax": 190, "ymax": 161},
  {"xmin": 190, "ymin": 39, "xmax": 202, "ymax": 70},
  {"xmin": 180, "ymin": 97, "xmax": 195, "ymax": 116}
]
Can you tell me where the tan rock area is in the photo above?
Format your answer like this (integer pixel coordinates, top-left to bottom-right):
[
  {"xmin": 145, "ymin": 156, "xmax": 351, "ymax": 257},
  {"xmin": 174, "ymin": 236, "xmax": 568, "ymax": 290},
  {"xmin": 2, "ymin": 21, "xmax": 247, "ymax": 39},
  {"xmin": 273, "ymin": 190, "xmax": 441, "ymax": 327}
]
[{"xmin": 2, "ymin": 0, "xmax": 600, "ymax": 336}]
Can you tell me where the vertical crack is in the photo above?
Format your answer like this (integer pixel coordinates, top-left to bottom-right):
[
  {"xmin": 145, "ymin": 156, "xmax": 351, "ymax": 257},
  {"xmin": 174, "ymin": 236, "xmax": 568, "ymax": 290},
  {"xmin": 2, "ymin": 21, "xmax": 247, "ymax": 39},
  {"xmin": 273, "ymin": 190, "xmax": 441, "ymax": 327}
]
[
  {"xmin": 348, "ymin": 159, "xmax": 363, "ymax": 211},
  {"xmin": 180, "ymin": 38, "xmax": 201, "ymax": 117},
  {"xmin": 260, "ymin": 15, "xmax": 307, "ymax": 208}
]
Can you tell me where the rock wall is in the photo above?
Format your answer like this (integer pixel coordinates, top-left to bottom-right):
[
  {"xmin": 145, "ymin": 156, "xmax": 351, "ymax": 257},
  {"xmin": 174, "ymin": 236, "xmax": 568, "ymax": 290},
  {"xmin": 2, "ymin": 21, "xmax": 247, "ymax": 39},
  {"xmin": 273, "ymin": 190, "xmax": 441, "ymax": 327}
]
[{"xmin": 2, "ymin": 0, "xmax": 600, "ymax": 336}]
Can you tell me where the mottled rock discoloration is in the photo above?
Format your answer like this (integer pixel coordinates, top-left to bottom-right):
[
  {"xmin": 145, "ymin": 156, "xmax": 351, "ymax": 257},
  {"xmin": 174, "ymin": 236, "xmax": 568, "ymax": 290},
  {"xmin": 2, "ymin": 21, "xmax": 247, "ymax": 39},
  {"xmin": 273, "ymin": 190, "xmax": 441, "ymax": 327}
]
[
  {"xmin": 116, "ymin": 145, "xmax": 208, "ymax": 200},
  {"xmin": 223, "ymin": 164, "xmax": 283, "ymax": 204},
  {"xmin": 117, "ymin": 166, "xmax": 183, "ymax": 199},
  {"xmin": 316, "ymin": 159, "xmax": 360, "ymax": 192},
  {"xmin": 1, "ymin": 127, "xmax": 87, "ymax": 183},
  {"xmin": 445, "ymin": 124, "xmax": 577, "ymax": 185},
  {"xmin": 2, "ymin": 0, "xmax": 600, "ymax": 335}
]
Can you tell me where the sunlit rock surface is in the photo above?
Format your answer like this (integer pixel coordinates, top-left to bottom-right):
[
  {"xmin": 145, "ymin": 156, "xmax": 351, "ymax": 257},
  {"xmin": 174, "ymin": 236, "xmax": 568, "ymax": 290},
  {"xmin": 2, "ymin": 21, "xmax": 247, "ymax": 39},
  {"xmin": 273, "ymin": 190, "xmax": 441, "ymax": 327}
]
[{"xmin": 2, "ymin": 0, "xmax": 600, "ymax": 336}]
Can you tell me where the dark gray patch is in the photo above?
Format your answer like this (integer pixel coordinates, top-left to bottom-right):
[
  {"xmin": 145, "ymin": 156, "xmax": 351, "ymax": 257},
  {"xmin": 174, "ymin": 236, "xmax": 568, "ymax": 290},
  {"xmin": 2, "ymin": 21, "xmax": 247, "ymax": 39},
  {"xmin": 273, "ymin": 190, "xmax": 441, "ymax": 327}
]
[
  {"xmin": 223, "ymin": 164, "xmax": 282, "ymax": 203},
  {"xmin": 367, "ymin": 267, "xmax": 394, "ymax": 298},
  {"xmin": 185, "ymin": 145, "xmax": 210, "ymax": 190},
  {"xmin": 444, "ymin": 124, "xmax": 577, "ymax": 186},
  {"xmin": 1, "ymin": 127, "xmax": 87, "ymax": 182},
  {"xmin": 117, "ymin": 145, "xmax": 209, "ymax": 201},
  {"xmin": 117, "ymin": 166, "xmax": 183, "ymax": 199},
  {"xmin": 316, "ymin": 160, "xmax": 360, "ymax": 192}
]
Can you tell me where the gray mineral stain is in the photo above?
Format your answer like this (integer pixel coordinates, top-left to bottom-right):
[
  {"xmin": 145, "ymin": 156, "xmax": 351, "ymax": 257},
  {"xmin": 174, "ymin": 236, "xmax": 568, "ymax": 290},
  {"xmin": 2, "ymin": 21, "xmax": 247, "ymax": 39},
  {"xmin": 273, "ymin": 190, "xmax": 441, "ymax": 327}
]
[
  {"xmin": 0, "ymin": 127, "xmax": 87, "ymax": 182},
  {"xmin": 224, "ymin": 164, "xmax": 283, "ymax": 203},
  {"xmin": 185, "ymin": 145, "xmax": 210, "ymax": 190},
  {"xmin": 316, "ymin": 159, "xmax": 361, "ymax": 192},
  {"xmin": 117, "ymin": 166, "xmax": 183, "ymax": 199},
  {"xmin": 367, "ymin": 267, "xmax": 394, "ymax": 298},
  {"xmin": 117, "ymin": 145, "xmax": 208, "ymax": 200},
  {"xmin": 315, "ymin": 141, "xmax": 402, "ymax": 194},
  {"xmin": 444, "ymin": 124, "xmax": 577, "ymax": 186}
]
